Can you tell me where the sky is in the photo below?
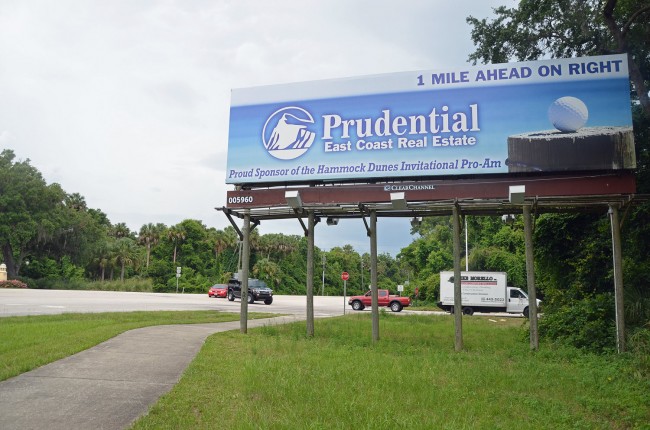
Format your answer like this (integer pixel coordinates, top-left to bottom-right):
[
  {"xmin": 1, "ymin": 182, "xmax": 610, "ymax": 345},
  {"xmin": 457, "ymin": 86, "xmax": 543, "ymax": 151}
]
[{"xmin": 0, "ymin": 0, "xmax": 507, "ymax": 257}]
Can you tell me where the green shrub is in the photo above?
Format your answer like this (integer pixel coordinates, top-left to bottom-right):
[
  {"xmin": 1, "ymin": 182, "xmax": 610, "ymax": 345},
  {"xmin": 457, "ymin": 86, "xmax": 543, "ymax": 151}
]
[
  {"xmin": 31, "ymin": 278, "xmax": 88, "ymax": 290},
  {"xmin": 27, "ymin": 278, "xmax": 154, "ymax": 292},
  {"xmin": 628, "ymin": 326, "xmax": 650, "ymax": 377},
  {"xmin": 153, "ymin": 282, "xmax": 173, "ymax": 293},
  {"xmin": 89, "ymin": 279, "xmax": 154, "ymax": 292},
  {"xmin": 0, "ymin": 280, "xmax": 28, "ymax": 289},
  {"xmin": 539, "ymin": 293, "xmax": 616, "ymax": 353},
  {"xmin": 624, "ymin": 282, "xmax": 650, "ymax": 327}
]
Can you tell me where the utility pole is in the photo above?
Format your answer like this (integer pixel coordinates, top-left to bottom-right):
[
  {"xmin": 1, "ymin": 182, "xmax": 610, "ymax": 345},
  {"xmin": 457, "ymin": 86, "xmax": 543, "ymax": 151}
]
[
  {"xmin": 465, "ymin": 217, "xmax": 469, "ymax": 271},
  {"xmin": 322, "ymin": 254, "xmax": 326, "ymax": 296},
  {"xmin": 360, "ymin": 257, "xmax": 364, "ymax": 292}
]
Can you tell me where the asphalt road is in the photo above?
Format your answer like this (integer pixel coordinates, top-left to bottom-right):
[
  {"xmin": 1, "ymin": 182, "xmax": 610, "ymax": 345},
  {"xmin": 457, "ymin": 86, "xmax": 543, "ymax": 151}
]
[
  {"xmin": 0, "ymin": 288, "xmax": 520, "ymax": 318},
  {"xmin": 0, "ymin": 288, "xmax": 353, "ymax": 318}
]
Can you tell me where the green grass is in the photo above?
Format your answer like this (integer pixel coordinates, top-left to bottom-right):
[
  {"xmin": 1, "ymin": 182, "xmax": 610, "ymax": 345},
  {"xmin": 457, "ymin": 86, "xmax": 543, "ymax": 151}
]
[
  {"xmin": 132, "ymin": 314, "xmax": 650, "ymax": 430},
  {"xmin": 409, "ymin": 301, "xmax": 444, "ymax": 311},
  {"xmin": 0, "ymin": 311, "xmax": 272, "ymax": 381}
]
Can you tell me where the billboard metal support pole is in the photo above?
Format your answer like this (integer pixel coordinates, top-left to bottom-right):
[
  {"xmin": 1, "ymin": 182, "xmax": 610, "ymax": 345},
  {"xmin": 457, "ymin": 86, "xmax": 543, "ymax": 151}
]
[
  {"xmin": 343, "ymin": 280, "xmax": 347, "ymax": 315},
  {"xmin": 240, "ymin": 211, "xmax": 250, "ymax": 334},
  {"xmin": 306, "ymin": 211, "xmax": 315, "ymax": 337},
  {"xmin": 370, "ymin": 210, "xmax": 379, "ymax": 343},
  {"xmin": 465, "ymin": 217, "xmax": 469, "ymax": 271},
  {"xmin": 609, "ymin": 205, "xmax": 626, "ymax": 353},
  {"xmin": 452, "ymin": 204, "xmax": 463, "ymax": 352},
  {"xmin": 523, "ymin": 205, "xmax": 539, "ymax": 350}
]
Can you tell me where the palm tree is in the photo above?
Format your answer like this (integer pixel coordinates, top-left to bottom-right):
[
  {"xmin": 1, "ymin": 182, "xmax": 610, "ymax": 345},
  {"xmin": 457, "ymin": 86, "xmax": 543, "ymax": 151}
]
[
  {"xmin": 248, "ymin": 229, "xmax": 261, "ymax": 260},
  {"xmin": 139, "ymin": 223, "xmax": 164, "ymax": 268},
  {"xmin": 93, "ymin": 239, "xmax": 113, "ymax": 281},
  {"xmin": 167, "ymin": 226, "xmax": 186, "ymax": 264},
  {"xmin": 257, "ymin": 235, "xmax": 274, "ymax": 259},
  {"xmin": 277, "ymin": 234, "xmax": 299, "ymax": 258},
  {"xmin": 110, "ymin": 223, "xmax": 130, "ymax": 239},
  {"xmin": 223, "ymin": 227, "xmax": 239, "ymax": 253},
  {"xmin": 205, "ymin": 229, "xmax": 225, "ymax": 261},
  {"xmin": 252, "ymin": 258, "xmax": 281, "ymax": 288},
  {"xmin": 64, "ymin": 193, "xmax": 87, "ymax": 211},
  {"xmin": 219, "ymin": 226, "xmax": 241, "ymax": 274},
  {"xmin": 112, "ymin": 237, "xmax": 137, "ymax": 282}
]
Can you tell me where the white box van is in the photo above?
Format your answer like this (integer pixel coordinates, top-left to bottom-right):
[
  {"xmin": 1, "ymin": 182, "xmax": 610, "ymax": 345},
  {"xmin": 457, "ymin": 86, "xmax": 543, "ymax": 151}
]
[{"xmin": 437, "ymin": 271, "xmax": 540, "ymax": 317}]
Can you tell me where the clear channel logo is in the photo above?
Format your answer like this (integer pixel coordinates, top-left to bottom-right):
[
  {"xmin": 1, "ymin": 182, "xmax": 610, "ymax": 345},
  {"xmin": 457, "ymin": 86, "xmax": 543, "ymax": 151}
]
[{"xmin": 262, "ymin": 107, "xmax": 316, "ymax": 160}]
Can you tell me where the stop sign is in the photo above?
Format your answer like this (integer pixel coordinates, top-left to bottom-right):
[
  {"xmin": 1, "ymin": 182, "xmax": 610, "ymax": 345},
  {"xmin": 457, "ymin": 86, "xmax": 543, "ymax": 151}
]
[{"xmin": 341, "ymin": 272, "xmax": 350, "ymax": 281}]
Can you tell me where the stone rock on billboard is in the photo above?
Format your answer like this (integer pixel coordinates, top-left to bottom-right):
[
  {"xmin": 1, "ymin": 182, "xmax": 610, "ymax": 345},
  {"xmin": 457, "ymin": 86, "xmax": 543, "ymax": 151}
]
[
  {"xmin": 507, "ymin": 127, "xmax": 636, "ymax": 172},
  {"xmin": 506, "ymin": 96, "xmax": 635, "ymax": 172}
]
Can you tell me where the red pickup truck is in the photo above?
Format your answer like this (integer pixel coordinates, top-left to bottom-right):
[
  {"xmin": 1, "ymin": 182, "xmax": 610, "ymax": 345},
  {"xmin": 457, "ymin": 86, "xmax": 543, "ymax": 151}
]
[{"xmin": 348, "ymin": 290, "xmax": 411, "ymax": 312}]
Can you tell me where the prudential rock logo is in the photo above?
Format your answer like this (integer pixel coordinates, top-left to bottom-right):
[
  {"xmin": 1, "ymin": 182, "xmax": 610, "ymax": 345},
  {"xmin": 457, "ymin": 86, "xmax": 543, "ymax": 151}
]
[{"xmin": 262, "ymin": 107, "xmax": 316, "ymax": 160}]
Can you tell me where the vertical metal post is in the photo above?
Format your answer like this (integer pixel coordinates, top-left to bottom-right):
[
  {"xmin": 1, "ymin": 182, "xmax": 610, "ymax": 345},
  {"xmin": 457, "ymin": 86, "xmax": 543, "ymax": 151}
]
[
  {"xmin": 609, "ymin": 205, "xmax": 626, "ymax": 353},
  {"xmin": 306, "ymin": 211, "xmax": 315, "ymax": 337},
  {"xmin": 343, "ymin": 280, "xmax": 347, "ymax": 315},
  {"xmin": 322, "ymin": 255, "xmax": 325, "ymax": 296},
  {"xmin": 523, "ymin": 205, "xmax": 539, "ymax": 350},
  {"xmin": 240, "ymin": 212, "xmax": 250, "ymax": 334},
  {"xmin": 452, "ymin": 205, "xmax": 463, "ymax": 351},
  {"xmin": 465, "ymin": 217, "xmax": 469, "ymax": 271},
  {"xmin": 361, "ymin": 257, "xmax": 364, "ymax": 292},
  {"xmin": 370, "ymin": 210, "xmax": 379, "ymax": 342}
]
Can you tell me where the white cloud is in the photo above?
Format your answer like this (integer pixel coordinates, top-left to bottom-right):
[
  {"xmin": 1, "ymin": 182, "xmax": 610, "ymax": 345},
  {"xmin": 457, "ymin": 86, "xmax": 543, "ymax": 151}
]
[
  {"xmin": 0, "ymin": 0, "xmax": 504, "ymax": 255},
  {"xmin": 0, "ymin": 130, "xmax": 15, "ymax": 144}
]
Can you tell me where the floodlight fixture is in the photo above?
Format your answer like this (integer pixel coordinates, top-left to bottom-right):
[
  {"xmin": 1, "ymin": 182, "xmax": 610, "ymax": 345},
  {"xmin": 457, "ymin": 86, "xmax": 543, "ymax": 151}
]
[
  {"xmin": 285, "ymin": 190, "xmax": 302, "ymax": 209},
  {"xmin": 509, "ymin": 185, "xmax": 526, "ymax": 204},
  {"xmin": 410, "ymin": 217, "xmax": 422, "ymax": 228},
  {"xmin": 390, "ymin": 192, "xmax": 407, "ymax": 209},
  {"xmin": 501, "ymin": 214, "xmax": 515, "ymax": 225},
  {"xmin": 326, "ymin": 217, "xmax": 339, "ymax": 226}
]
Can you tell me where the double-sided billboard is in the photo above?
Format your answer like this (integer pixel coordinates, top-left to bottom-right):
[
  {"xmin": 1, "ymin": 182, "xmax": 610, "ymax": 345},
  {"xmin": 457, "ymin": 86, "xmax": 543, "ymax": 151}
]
[{"xmin": 226, "ymin": 54, "xmax": 635, "ymax": 185}]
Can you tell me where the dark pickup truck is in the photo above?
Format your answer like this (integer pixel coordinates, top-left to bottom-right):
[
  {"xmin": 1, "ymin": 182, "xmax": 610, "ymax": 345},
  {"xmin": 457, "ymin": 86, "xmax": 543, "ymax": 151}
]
[{"xmin": 227, "ymin": 277, "xmax": 273, "ymax": 305}]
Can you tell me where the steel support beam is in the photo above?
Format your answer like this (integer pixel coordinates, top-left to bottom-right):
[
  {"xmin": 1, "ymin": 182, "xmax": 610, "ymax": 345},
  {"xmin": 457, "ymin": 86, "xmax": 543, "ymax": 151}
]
[
  {"xmin": 292, "ymin": 209, "xmax": 309, "ymax": 236},
  {"xmin": 240, "ymin": 212, "xmax": 250, "ymax": 333},
  {"xmin": 452, "ymin": 204, "xmax": 463, "ymax": 351},
  {"xmin": 523, "ymin": 205, "xmax": 539, "ymax": 350},
  {"xmin": 609, "ymin": 205, "xmax": 626, "ymax": 353},
  {"xmin": 225, "ymin": 173, "xmax": 637, "ymax": 212},
  {"xmin": 220, "ymin": 207, "xmax": 259, "ymax": 241},
  {"xmin": 370, "ymin": 210, "xmax": 379, "ymax": 342},
  {"xmin": 306, "ymin": 211, "xmax": 315, "ymax": 337}
]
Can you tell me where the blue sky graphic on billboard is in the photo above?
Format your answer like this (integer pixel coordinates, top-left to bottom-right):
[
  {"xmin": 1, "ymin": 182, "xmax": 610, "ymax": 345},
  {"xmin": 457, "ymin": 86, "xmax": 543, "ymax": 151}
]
[{"xmin": 226, "ymin": 54, "xmax": 634, "ymax": 185}]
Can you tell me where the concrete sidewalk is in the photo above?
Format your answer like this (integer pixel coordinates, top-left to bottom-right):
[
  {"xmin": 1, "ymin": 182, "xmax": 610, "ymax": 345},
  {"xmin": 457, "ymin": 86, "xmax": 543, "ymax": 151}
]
[{"xmin": 0, "ymin": 315, "xmax": 303, "ymax": 430}]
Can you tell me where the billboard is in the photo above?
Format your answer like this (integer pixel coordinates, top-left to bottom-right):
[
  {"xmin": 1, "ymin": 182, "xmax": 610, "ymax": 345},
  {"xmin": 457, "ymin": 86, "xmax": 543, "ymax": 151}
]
[{"xmin": 226, "ymin": 54, "xmax": 635, "ymax": 185}]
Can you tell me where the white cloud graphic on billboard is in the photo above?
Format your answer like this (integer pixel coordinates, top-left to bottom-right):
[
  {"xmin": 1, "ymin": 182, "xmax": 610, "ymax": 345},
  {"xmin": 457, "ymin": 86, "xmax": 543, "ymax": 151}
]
[{"xmin": 263, "ymin": 107, "xmax": 315, "ymax": 160}]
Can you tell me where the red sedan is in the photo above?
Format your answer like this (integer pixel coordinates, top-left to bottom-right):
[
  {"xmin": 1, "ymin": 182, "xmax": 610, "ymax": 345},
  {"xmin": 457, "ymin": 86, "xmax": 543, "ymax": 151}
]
[{"xmin": 208, "ymin": 284, "xmax": 227, "ymax": 298}]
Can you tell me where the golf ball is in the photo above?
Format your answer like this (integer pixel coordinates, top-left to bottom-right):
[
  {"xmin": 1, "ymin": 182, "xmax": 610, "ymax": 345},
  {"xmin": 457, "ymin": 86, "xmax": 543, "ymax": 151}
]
[{"xmin": 548, "ymin": 96, "xmax": 588, "ymax": 132}]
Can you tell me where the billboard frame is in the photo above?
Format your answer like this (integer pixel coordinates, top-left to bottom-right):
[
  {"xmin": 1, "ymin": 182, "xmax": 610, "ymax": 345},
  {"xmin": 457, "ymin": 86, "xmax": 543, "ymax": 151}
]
[
  {"xmin": 223, "ymin": 171, "xmax": 639, "ymax": 220},
  {"xmin": 218, "ymin": 172, "xmax": 646, "ymax": 354},
  {"xmin": 226, "ymin": 54, "xmax": 635, "ymax": 188}
]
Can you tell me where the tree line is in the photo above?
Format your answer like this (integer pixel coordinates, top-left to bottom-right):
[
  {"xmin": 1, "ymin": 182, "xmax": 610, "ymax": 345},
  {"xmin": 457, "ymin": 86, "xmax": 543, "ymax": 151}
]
[
  {"xmin": 462, "ymin": 0, "xmax": 650, "ymax": 353},
  {"xmin": 0, "ymin": 149, "xmax": 405, "ymax": 296},
  {"xmin": 1, "ymin": 0, "xmax": 649, "ymax": 354}
]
